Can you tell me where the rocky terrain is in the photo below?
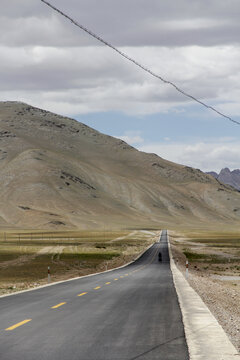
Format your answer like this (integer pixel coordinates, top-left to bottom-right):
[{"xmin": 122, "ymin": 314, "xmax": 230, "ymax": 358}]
[
  {"xmin": 0, "ymin": 101, "xmax": 240, "ymax": 230},
  {"xmin": 207, "ymin": 168, "xmax": 240, "ymax": 191}
]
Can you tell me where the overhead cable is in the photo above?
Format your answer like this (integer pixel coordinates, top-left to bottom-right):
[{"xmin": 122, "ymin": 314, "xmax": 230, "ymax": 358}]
[{"xmin": 41, "ymin": 0, "xmax": 240, "ymax": 126}]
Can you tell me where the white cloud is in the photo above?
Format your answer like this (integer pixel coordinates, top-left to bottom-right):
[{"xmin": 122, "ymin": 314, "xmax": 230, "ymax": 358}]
[
  {"xmin": 1, "ymin": 43, "xmax": 240, "ymax": 117},
  {"xmin": 159, "ymin": 18, "xmax": 228, "ymax": 31},
  {"xmin": 115, "ymin": 131, "xmax": 144, "ymax": 145},
  {"xmin": 138, "ymin": 139, "xmax": 240, "ymax": 172}
]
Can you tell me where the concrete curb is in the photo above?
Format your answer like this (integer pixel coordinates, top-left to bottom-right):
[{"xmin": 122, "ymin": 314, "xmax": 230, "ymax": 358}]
[
  {"xmin": 167, "ymin": 231, "xmax": 239, "ymax": 360},
  {"xmin": 0, "ymin": 234, "xmax": 159, "ymax": 299}
]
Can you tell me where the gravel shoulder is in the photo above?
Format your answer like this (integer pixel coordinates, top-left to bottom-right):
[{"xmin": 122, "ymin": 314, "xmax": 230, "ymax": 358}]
[{"xmin": 170, "ymin": 232, "xmax": 240, "ymax": 353}]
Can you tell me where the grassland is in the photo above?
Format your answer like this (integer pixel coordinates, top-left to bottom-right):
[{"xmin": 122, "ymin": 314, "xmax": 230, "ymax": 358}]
[
  {"xmin": 170, "ymin": 230, "xmax": 240, "ymax": 279},
  {"xmin": 0, "ymin": 229, "xmax": 159, "ymax": 295}
]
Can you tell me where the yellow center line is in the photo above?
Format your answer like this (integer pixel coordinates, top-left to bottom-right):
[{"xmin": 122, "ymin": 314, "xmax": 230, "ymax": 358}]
[
  {"xmin": 51, "ymin": 302, "xmax": 66, "ymax": 309},
  {"xmin": 77, "ymin": 292, "xmax": 88, "ymax": 297},
  {"xmin": 120, "ymin": 276, "xmax": 124, "ymax": 278},
  {"xmin": 5, "ymin": 319, "xmax": 32, "ymax": 331},
  {"xmin": 114, "ymin": 278, "xmax": 118, "ymax": 281},
  {"xmin": 125, "ymin": 274, "xmax": 129, "ymax": 276},
  {"xmin": 94, "ymin": 286, "xmax": 101, "ymax": 290},
  {"xmin": 105, "ymin": 282, "xmax": 111, "ymax": 285}
]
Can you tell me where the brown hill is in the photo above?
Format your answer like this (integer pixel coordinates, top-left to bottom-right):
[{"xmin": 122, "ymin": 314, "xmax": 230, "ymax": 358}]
[{"xmin": 0, "ymin": 101, "xmax": 240, "ymax": 230}]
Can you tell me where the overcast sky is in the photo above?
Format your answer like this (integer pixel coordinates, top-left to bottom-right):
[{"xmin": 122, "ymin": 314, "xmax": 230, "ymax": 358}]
[{"xmin": 1, "ymin": 0, "xmax": 240, "ymax": 171}]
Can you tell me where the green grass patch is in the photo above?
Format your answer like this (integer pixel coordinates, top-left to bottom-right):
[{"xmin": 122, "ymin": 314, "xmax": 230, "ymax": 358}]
[
  {"xmin": 183, "ymin": 250, "xmax": 209, "ymax": 260},
  {"xmin": 0, "ymin": 252, "xmax": 19, "ymax": 262},
  {"xmin": 183, "ymin": 250, "xmax": 240, "ymax": 264}
]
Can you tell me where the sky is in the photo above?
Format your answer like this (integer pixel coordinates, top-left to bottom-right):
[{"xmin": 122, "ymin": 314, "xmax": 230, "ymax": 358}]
[{"xmin": 1, "ymin": 0, "xmax": 240, "ymax": 172}]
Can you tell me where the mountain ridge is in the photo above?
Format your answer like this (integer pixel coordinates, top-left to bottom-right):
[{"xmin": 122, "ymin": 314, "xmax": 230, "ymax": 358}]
[
  {"xmin": 0, "ymin": 101, "xmax": 240, "ymax": 230},
  {"xmin": 206, "ymin": 168, "xmax": 240, "ymax": 191}
]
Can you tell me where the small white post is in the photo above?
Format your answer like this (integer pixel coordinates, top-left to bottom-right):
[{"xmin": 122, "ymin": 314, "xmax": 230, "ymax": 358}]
[
  {"xmin": 48, "ymin": 266, "xmax": 51, "ymax": 283},
  {"xmin": 186, "ymin": 260, "xmax": 189, "ymax": 278}
]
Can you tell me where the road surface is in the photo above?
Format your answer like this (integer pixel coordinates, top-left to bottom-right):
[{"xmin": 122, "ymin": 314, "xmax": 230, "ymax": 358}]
[{"xmin": 0, "ymin": 230, "xmax": 189, "ymax": 359}]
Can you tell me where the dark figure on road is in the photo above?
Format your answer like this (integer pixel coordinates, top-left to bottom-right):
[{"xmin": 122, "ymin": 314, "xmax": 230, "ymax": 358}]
[{"xmin": 158, "ymin": 252, "xmax": 162, "ymax": 262}]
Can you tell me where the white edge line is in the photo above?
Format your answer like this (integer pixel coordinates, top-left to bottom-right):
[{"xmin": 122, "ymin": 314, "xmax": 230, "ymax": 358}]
[{"xmin": 0, "ymin": 231, "xmax": 161, "ymax": 299}]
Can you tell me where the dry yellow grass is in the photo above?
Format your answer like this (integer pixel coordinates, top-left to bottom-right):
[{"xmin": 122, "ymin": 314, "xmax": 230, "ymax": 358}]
[
  {"xmin": 0, "ymin": 229, "xmax": 160, "ymax": 295},
  {"xmin": 170, "ymin": 230, "xmax": 240, "ymax": 277}
]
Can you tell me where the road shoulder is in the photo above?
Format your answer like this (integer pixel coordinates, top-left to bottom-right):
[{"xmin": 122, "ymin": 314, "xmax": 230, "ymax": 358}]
[{"xmin": 168, "ymin": 233, "xmax": 239, "ymax": 360}]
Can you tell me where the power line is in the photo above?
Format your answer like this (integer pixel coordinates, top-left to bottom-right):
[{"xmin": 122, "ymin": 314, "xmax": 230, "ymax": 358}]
[{"xmin": 41, "ymin": 0, "xmax": 240, "ymax": 126}]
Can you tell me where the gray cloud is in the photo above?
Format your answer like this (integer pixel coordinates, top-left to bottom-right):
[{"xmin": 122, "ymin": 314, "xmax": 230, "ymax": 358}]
[
  {"xmin": 1, "ymin": 0, "xmax": 240, "ymax": 119},
  {"xmin": 1, "ymin": 0, "xmax": 240, "ymax": 47}
]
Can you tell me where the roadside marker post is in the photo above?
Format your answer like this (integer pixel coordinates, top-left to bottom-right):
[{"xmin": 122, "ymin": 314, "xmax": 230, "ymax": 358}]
[
  {"xmin": 48, "ymin": 266, "xmax": 51, "ymax": 283},
  {"xmin": 186, "ymin": 260, "xmax": 189, "ymax": 278}
]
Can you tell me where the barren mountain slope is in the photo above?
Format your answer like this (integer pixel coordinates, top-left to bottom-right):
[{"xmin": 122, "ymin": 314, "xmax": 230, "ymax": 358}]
[{"xmin": 0, "ymin": 101, "xmax": 240, "ymax": 230}]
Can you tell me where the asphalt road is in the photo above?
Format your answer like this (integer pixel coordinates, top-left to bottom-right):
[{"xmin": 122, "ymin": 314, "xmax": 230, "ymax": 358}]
[{"xmin": 0, "ymin": 230, "xmax": 189, "ymax": 360}]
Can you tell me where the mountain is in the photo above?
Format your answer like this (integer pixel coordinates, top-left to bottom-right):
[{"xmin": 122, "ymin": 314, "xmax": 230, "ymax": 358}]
[
  {"xmin": 0, "ymin": 101, "xmax": 240, "ymax": 230},
  {"xmin": 206, "ymin": 171, "xmax": 218, "ymax": 179},
  {"xmin": 206, "ymin": 168, "xmax": 240, "ymax": 191}
]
